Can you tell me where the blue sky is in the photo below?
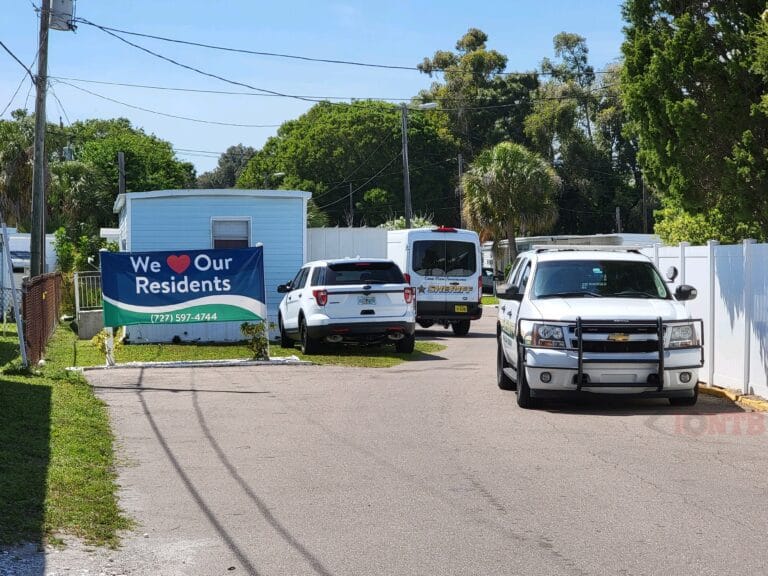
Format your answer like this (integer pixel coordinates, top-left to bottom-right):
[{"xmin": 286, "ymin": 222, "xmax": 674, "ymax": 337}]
[{"xmin": 1, "ymin": 1, "xmax": 627, "ymax": 174}]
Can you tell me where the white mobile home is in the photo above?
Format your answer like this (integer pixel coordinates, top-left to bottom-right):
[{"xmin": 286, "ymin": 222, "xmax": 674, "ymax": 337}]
[{"xmin": 114, "ymin": 189, "xmax": 311, "ymax": 342}]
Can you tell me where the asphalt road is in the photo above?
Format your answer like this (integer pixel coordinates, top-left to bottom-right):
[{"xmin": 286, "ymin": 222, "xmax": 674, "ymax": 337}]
[{"xmin": 71, "ymin": 310, "xmax": 767, "ymax": 576}]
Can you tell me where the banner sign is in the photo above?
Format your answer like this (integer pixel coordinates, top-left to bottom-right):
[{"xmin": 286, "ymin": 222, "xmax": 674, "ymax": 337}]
[{"xmin": 100, "ymin": 247, "xmax": 266, "ymax": 327}]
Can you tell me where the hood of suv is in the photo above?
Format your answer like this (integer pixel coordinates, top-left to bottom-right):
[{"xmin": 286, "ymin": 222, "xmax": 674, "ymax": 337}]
[{"xmin": 530, "ymin": 297, "xmax": 689, "ymax": 321}]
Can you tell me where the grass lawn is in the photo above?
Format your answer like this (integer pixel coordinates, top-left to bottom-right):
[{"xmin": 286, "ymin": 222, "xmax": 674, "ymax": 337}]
[
  {"xmin": 0, "ymin": 326, "xmax": 131, "ymax": 547},
  {"xmin": 0, "ymin": 322, "xmax": 445, "ymax": 546},
  {"xmin": 482, "ymin": 295, "xmax": 499, "ymax": 306},
  {"xmin": 46, "ymin": 324, "xmax": 446, "ymax": 369}
]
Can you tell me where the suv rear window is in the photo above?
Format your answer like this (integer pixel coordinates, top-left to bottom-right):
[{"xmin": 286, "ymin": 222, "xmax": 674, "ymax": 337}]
[
  {"xmin": 325, "ymin": 262, "xmax": 405, "ymax": 285},
  {"xmin": 412, "ymin": 240, "xmax": 476, "ymax": 277}
]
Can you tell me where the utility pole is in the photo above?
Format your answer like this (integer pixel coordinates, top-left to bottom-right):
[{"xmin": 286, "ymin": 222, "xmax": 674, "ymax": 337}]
[
  {"xmin": 118, "ymin": 151, "xmax": 126, "ymax": 196},
  {"xmin": 30, "ymin": 0, "xmax": 51, "ymax": 277},
  {"xmin": 457, "ymin": 153, "xmax": 463, "ymax": 228},
  {"xmin": 400, "ymin": 103, "xmax": 412, "ymax": 228},
  {"xmin": 348, "ymin": 182, "xmax": 353, "ymax": 227},
  {"xmin": 641, "ymin": 175, "xmax": 648, "ymax": 234}
]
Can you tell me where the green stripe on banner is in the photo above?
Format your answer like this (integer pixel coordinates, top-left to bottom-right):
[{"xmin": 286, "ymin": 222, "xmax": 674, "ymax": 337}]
[{"xmin": 103, "ymin": 301, "xmax": 263, "ymax": 327}]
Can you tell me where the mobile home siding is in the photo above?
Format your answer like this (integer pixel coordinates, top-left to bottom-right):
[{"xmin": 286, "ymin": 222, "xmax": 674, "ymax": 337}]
[{"xmin": 118, "ymin": 190, "xmax": 309, "ymax": 342}]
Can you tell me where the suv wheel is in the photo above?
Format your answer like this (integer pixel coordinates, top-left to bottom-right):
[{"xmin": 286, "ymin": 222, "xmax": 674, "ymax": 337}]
[
  {"xmin": 451, "ymin": 320, "xmax": 470, "ymax": 336},
  {"xmin": 497, "ymin": 337, "xmax": 515, "ymax": 390},
  {"xmin": 300, "ymin": 318, "xmax": 320, "ymax": 355},
  {"xmin": 669, "ymin": 382, "xmax": 698, "ymax": 406},
  {"xmin": 395, "ymin": 333, "xmax": 415, "ymax": 353},
  {"xmin": 279, "ymin": 315, "xmax": 293, "ymax": 349},
  {"xmin": 515, "ymin": 344, "xmax": 538, "ymax": 409}
]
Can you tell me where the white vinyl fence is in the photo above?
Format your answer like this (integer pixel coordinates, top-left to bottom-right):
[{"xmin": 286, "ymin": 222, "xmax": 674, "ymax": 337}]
[{"xmin": 641, "ymin": 241, "xmax": 768, "ymax": 398}]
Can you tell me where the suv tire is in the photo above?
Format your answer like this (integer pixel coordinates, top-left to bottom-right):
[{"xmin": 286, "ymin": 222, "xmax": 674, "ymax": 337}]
[
  {"xmin": 395, "ymin": 333, "xmax": 415, "ymax": 353},
  {"xmin": 300, "ymin": 317, "xmax": 320, "ymax": 355},
  {"xmin": 452, "ymin": 320, "xmax": 470, "ymax": 336},
  {"xmin": 669, "ymin": 383, "xmax": 698, "ymax": 406},
  {"xmin": 497, "ymin": 337, "xmax": 515, "ymax": 390},
  {"xmin": 279, "ymin": 315, "xmax": 293, "ymax": 349},
  {"xmin": 516, "ymin": 344, "xmax": 538, "ymax": 409}
]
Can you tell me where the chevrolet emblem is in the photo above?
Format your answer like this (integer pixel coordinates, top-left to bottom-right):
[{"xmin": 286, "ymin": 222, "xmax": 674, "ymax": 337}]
[{"xmin": 607, "ymin": 333, "xmax": 630, "ymax": 342}]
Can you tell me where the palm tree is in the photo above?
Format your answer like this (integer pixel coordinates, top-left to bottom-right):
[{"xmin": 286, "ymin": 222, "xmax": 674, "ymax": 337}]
[{"xmin": 461, "ymin": 141, "xmax": 559, "ymax": 269}]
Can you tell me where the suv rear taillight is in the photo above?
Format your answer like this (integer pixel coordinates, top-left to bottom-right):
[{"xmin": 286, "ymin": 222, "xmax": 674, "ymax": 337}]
[
  {"xmin": 404, "ymin": 273, "xmax": 411, "ymax": 284},
  {"xmin": 478, "ymin": 276, "xmax": 483, "ymax": 302},
  {"xmin": 313, "ymin": 289, "xmax": 328, "ymax": 306},
  {"xmin": 404, "ymin": 287, "xmax": 415, "ymax": 304}
]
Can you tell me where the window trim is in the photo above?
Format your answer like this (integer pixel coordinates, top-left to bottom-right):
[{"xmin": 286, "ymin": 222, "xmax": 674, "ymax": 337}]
[{"xmin": 210, "ymin": 216, "xmax": 251, "ymax": 249}]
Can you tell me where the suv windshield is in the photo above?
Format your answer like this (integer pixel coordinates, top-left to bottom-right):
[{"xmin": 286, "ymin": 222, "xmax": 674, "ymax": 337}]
[
  {"xmin": 412, "ymin": 240, "xmax": 476, "ymax": 277},
  {"xmin": 532, "ymin": 259, "xmax": 670, "ymax": 299},
  {"xmin": 325, "ymin": 262, "xmax": 405, "ymax": 285}
]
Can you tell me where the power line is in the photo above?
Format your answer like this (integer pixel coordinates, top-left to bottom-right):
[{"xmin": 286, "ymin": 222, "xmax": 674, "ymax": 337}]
[
  {"xmin": 50, "ymin": 76, "xmax": 413, "ymax": 102},
  {"xmin": 0, "ymin": 40, "xmax": 35, "ymax": 81},
  {"xmin": 1, "ymin": 73, "xmax": 30, "ymax": 117},
  {"xmin": 76, "ymin": 18, "xmax": 319, "ymax": 103},
  {"xmin": 48, "ymin": 82, "xmax": 70, "ymax": 124},
  {"xmin": 74, "ymin": 19, "xmax": 420, "ymax": 72},
  {"xmin": 54, "ymin": 80, "xmax": 281, "ymax": 128},
  {"xmin": 317, "ymin": 151, "xmax": 404, "ymax": 210}
]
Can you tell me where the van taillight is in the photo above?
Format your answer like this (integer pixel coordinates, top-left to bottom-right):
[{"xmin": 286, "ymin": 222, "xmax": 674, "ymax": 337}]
[
  {"xmin": 404, "ymin": 287, "xmax": 415, "ymax": 304},
  {"xmin": 478, "ymin": 277, "xmax": 483, "ymax": 302},
  {"xmin": 313, "ymin": 289, "xmax": 328, "ymax": 306},
  {"xmin": 404, "ymin": 273, "xmax": 411, "ymax": 284}
]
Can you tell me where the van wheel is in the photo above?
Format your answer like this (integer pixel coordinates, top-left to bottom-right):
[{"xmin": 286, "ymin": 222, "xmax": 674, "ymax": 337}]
[
  {"xmin": 300, "ymin": 318, "xmax": 320, "ymax": 355},
  {"xmin": 497, "ymin": 337, "xmax": 515, "ymax": 390},
  {"xmin": 669, "ymin": 383, "xmax": 698, "ymax": 406},
  {"xmin": 452, "ymin": 320, "xmax": 470, "ymax": 336},
  {"xmin": 516, "ymin": 344, "xmax": 538, "ymax": 409},
  {"xmin": 418, "ymin": 320, "xmax": 434, "ymax": 329},
  {"xmin": 279, "ymin": 315, "xmax": 293, "ymax": 349},
  {"xmin": 395, "ymin": 333, "xmax": 415, "ymax": 353}
]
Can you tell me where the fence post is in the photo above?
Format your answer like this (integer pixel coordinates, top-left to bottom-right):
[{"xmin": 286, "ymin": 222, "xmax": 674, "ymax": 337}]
[
  {"xmin": 743, "ymin": 239, "xmax": 756, "ymax": 394},
  {"xmin": 679, "ymin": 241, "xmax": 690, "ymax": 286},
  {"xmin": 707, "ymin": 240, "xmax": 719, "ymax": 387},
  {"xmin": 74, "ymin": 272, "xmax": 80, "ymax": 314}
]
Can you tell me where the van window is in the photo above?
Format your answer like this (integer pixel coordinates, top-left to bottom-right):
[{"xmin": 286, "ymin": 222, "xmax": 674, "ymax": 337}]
[{"xmin": 413, "ymin": 241, "xmax": 477, "ymax": 277}]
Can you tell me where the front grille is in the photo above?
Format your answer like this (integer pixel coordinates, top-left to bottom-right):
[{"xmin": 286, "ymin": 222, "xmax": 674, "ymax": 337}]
[{"xmin": 576, "ymin": 340, "xmax": 659, "ymax": 353}]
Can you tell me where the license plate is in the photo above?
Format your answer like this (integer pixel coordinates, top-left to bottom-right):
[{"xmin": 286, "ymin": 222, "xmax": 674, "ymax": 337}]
[
  {"xmin": 454, "ymin": 305, "xmax": 468, "ymax": 313},
  {"xmin": 358, "ymin": 295, "xmax": 376, "ymax": 305}
]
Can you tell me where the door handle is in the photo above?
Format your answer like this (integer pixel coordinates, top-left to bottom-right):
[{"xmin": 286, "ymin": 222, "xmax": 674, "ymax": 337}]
[{"xmin": 449, "ymin": 282, "xmax": 460, "ymax": 286}]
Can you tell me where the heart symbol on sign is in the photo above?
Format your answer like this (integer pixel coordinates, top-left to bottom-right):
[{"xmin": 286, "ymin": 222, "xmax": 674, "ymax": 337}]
[{"xmin": 167, "ymin": 254, "xmax": 191, "ymax": 274}]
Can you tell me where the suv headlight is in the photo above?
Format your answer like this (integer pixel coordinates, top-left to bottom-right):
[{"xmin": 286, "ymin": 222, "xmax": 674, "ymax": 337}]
[
  {"xmin": 667, "ymin": 323, "xmax": 697, "ymax": 348},
  {"xmin": 527, "ymin": 323, "xmax": 567, "ymax": 348}
]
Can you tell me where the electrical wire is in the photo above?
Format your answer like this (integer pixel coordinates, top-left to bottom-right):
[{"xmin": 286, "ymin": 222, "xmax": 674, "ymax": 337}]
[
  {"xmin": 317, "ymin": 151, "xmax": 404, "ymax": 210},
  {"xmin": 1, "ymin": 73, "xmax": 30, "ymax": 117},
  {"xmin": 75, "ymin": 18, "xmax": 320, "ymax": 103},
  {"xmin": 0, "ymin": 40, "xmax": 35, "ymax": 81},
  {"xmin": 55, "ymin": 80, "xmax": 281, "ymax": 128},
  {"xmin": 48, "ymin": 82, "xmax": 71, "ymax": 124},
  {"xmin": 49, "ymin": 76, "xmax": 413, "ymax": 102},
  {"xmin": 74, "ymin": 19, "xmax": 420, "ymax": 72}
]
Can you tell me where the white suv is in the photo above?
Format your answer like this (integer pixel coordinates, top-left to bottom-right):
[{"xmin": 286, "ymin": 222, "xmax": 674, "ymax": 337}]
[
  {"xmin": 497, "ymin": 247, "xmax": 703, "ymax": 408},
  {"xmin": 277, "ymin": 259, "xmax": 416, "ymax": 355}
]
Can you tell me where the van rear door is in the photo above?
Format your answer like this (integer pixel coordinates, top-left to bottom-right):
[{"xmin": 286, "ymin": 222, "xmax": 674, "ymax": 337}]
[{"xmin": 411, "ymin": 233, "xmax": 478, "ymax": 313}]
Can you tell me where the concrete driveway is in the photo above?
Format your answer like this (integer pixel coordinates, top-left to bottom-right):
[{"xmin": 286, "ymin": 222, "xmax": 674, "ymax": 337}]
[{"xmin": 56, "ymin": 310, "xmax": 768, "ymax": 575}]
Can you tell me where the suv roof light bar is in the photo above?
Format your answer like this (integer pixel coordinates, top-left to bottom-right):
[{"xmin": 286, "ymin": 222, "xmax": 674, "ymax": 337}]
[{"xmin": 531, "ymin": 244, "xmax": 644, "ymax": 254}]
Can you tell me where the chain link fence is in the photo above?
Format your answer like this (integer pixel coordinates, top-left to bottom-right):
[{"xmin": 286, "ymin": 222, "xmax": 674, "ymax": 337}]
[{"xmin": 22, "ymin": 272, "xmax": 63, "ymax": 365}]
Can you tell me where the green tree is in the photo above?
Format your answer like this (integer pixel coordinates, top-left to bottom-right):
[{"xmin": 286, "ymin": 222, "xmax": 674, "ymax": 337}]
[
  {"xmin": 461, "ymin": 142, "xmax": 559, "ymax": 261},
  {"xmin": 622, "ymin": 0, "xmax": 767, "ymax": 241},
  {"xmin": 197, "ymin": 144, "xmax": 256, "ymax": 188},
  {"xmin": 0, "ymin": 110, "xmax": 35, "ymax": 229},
  {"xmin": 238, "ymin": 101, "xmax": 458, "ymax": 226},
  {"xmin": 418, "ymin": 28, "xmax": 538, "ymax": 160}
]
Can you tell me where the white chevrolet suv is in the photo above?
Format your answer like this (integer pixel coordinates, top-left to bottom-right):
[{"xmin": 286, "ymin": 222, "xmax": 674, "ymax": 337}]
[
  {"xmin": 277, "ymin": 259, "xmax": 416, "ymax": 355},
  {"xmin": 497, "ymin": 247, "xmax": 703, "ymax": 408}
]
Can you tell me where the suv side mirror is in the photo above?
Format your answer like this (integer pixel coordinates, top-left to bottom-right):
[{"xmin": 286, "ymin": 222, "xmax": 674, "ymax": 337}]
[
  {"xmin": 497, "ymin": 284, "xmax": 523, "ymax": 301},
  {"xmin": 493, "ymin": 273, "xmax": 505, "ymax": 281},
  {"xmin": 674, "ymin": 284, "xmax": 697, "ymax": 301},
  {"xmin": 277, "ymin": 283, "xmax": 290, "ymax": 293}
]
